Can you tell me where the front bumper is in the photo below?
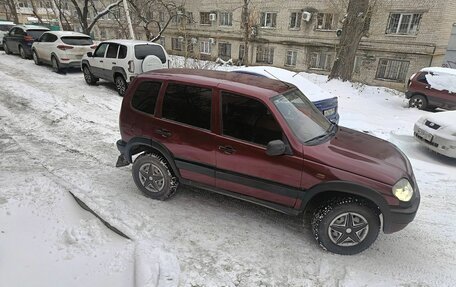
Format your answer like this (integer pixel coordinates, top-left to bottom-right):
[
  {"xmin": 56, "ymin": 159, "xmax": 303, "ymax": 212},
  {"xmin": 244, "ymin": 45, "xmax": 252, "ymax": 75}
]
[{"xmin": 414, "ymin": 123, "xmax": 456, "ymax": 158}]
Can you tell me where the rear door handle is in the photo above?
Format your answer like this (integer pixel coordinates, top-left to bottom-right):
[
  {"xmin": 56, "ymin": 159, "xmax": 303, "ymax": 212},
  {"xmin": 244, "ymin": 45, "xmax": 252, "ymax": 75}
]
[
  {"xmin": 112, "ymin": 62, "xmax": 116, "ymax": 64},
  {"xmin": 155, "ymin": 128, "xmax": 172, "ymax": 138},
  {"xmin": 218, "ymin": 145, "xmax": 236, "ymax": 155},
  {"xmin": 100, "ymin": 60, "xmax": 103, "ymax": 63}
]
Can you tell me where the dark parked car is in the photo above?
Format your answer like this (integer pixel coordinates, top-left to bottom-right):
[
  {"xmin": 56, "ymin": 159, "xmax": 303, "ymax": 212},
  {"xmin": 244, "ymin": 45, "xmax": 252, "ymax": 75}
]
[
  {"xmin": 406, "ymin": 67, "xmax": 456, "ymax": 110},
  {"xmin": 116, "ymin": 69, "xmax": 420, "ymax": 255},
  {"xmin": 3, "ymin": 25, "xmax": 49, "ymax": 58}
]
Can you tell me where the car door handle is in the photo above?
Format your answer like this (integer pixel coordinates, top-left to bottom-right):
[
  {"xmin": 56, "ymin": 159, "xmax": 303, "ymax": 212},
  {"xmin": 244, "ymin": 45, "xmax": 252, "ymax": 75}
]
[
  {"xmin": 100, "ymin": 60, "xmax": 103, "ymax": 63},
  {"xmin": 155, "ymin": 128, "xmax": 172, "ymax": 138},
  {"xmin": 218, "ymin": 145, "xmax": 236, "ymax": 155},
  {"xmin": 112, "ymin": 62, "xmax": 116, "ymax": 65}
]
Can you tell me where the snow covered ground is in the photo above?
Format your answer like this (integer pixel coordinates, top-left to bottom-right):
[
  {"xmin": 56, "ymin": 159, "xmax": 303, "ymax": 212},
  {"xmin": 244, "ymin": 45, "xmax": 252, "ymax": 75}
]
[{"xmin": 1, "ymin": 53, "xmax": 456, "ymax": 287}]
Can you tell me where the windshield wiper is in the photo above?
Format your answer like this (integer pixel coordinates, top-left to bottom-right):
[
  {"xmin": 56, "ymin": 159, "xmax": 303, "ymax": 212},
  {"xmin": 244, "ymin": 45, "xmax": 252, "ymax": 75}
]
[{"xmin": 305, "ymin": 123, "xmax": 337, "ymax": 144}]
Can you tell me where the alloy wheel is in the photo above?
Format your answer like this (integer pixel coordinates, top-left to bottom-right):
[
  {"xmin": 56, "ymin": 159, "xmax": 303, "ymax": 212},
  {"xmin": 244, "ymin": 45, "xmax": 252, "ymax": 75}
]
[
  {"xmin": 410, "ymin": 98, "xmax": 423, "ymax": 108},
  {"xmin": 328, "ymin": 212, "xmax": 369, "ymax": 247},
  {"xmin": 138, "ymin": 163, "xmax": 165, "ymax": 192},
  {"xmin": 115, "ymin": 77, "xmax": 126, "ymax": 95}
]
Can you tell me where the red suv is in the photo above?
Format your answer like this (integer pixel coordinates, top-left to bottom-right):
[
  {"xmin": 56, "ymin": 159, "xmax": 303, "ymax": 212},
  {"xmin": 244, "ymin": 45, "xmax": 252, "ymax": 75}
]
[
  {"xmin": 116, "ymin": 69, "xmax": 420, "ymax": 255},
  {"xmin": 406, "ymin": 67, "xmax": 456, "ymax": 110}
]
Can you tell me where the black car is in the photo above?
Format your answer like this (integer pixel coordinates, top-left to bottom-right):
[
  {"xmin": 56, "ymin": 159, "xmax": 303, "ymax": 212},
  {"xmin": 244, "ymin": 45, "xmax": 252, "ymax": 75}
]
[{"xmin": 3, "ymin": 25, "xmax": 49, "ymax": 59}]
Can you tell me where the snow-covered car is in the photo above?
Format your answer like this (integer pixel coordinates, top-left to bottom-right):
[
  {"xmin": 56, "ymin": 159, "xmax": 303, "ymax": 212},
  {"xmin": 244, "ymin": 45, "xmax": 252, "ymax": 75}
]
[
  {"xmin": 32, "ymin": 31, "xmax": 95, "ymax": 73},
  {"xmin": 81, "ymin": 39, "xmax": 170, "ymax": 96},
  {"xmin": 0, "ymin": 21, "xmax": 15, "ymax": 49},
  {"xmin": 231, "ymin": 66, "xmax": 339, "ymax": 122},
  {"xmin": 414, "ymin": 111, "xmax": 456, "ymax": 158},
  {"xmin": 406, "ymin": 67, "xmax": 456, "ymax": 110}
]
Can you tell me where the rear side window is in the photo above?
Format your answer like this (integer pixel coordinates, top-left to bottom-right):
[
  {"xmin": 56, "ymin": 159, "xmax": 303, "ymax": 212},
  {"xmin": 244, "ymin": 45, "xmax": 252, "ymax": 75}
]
[
  {"xmin": 135, "ymin": 44, "xmax": 166, "ymax": 63},
  {"xmin": 131, "ymin": 81, "xmax": 162, "ymax": 115},
  {"xmin": 61, "ymin": 36, "xmax": 93, "ymax": 46},
  {"xmin": 221, "ymin": 92, "xmax": 282, "ymax": 146},
  {"xmin": 0, "ymin": 24, "xmax": 14, "ymax": 31},
  {"xmin": 106, "ymin": 43, "xmax": 119, "ymax": 58},
  {"xmin": 27, "ymin": 29, "xmax": 48, "ymax": 39},
  {"xmin": 118, "ymin": 45, "xmax": 127, "ymax": 59},
  {"xmin": 162, "ymin": 83, "xmax": 212, "ymax": 130}
]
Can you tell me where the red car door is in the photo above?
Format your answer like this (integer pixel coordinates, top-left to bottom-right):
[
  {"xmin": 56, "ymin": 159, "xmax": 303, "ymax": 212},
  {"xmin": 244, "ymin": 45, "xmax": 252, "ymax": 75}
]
[{"xmin": 214, "ymin": 91, "xmax": 302, "ymax": 207}]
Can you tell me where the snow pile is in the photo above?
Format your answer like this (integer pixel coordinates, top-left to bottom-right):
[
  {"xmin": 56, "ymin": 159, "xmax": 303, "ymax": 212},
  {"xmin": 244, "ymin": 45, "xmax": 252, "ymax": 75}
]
[{"xmin": 425, "ymin": 72, "xmax": 456, "ymax": 93}]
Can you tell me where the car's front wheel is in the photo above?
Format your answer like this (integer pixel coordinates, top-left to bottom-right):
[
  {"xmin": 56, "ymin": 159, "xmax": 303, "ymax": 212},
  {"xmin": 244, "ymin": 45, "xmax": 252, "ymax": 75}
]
[
  {"xmin": 114, "ymin": 75, "xmax": 127, "ymax": 96},
  {"xmin": 32, "ymin": 50, "xmax": 41, "ymax": 65},
  {"xmin": 83, "ymin": 66, "xmax": 98, "ymax": 85},
  {"xmin": 132, "ymin": 153, "xmax": 178, "ymax": 200},
  {"xmin": 409, "ymin": 94, "xmax": 428, "ymax": 110},
  {"xmin": 311, "ymin": 197, "xmax": 380, "ymax": 255},
  {"xmin": 4, "ymin": 43, "xmax": 11, "ymax": 54}
]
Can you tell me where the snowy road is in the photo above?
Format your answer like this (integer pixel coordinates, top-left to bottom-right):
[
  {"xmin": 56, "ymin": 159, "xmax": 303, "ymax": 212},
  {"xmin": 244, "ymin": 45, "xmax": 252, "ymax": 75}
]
[{"xmin": 1, "ymin": 52, "xmax": 456, "ymax": 286}]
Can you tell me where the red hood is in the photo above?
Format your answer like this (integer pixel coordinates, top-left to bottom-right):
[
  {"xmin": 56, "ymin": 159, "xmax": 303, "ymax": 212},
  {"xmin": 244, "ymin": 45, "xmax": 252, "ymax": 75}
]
[{"xmin": 304, "ymin": 127, "xmax": 412, "ymax": 185}]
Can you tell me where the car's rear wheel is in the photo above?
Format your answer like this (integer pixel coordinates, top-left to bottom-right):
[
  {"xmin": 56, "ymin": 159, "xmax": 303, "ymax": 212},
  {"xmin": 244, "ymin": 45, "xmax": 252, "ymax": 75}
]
[
  {"xmin": 115, "ymin": 75, "xmax": 127, "ymax": 96},
  {"xmin": 51, "ymin": 56, "xmax": 61, "ymax": 73},
  {"xmin": 409, "ymin": 94, "xmax": 428, "ymax": 110},
  {"xmin": 32, "ymin": 50, "xmax": 41, "ymax": 65},
  {"xmin": 19, "ymin": 46, "xmax": 26, "ymax": 59},
  {"xmin": 4, "ymin": 43, "xmax": 11, "ymax": 54},
  {"xmin": 311, "ymin": 197, "xmax": 380, "ymax": 255},
  {"xmin": 83, "ymin": 66, "xmax": 98, "ymax": 85},
  {"xmin": 132, "ymin": 153, "xmax": 178, "ymax": 200}
]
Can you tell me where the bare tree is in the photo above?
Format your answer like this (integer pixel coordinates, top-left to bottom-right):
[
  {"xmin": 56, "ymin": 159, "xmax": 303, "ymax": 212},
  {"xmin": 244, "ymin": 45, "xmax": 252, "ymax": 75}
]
[
  {"xmin": 69, "ymin": 0, "xmax": 123, "ymax": 35},
  {"xmin": 328, "ymin": 0, "xmax": 372, "ymax": 81},
  {"xmin": 28, "ymin": 0, "xmax": 45, "ymax": 24},
  {"xmin": 3, "ymin": 0, "xmax": 19, "ymax": 23}
]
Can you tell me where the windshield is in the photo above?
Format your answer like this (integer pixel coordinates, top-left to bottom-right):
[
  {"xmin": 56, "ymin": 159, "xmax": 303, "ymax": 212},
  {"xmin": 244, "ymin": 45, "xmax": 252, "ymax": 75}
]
[
  {"xmin": 135, "ymin": 44, "xmax": 166, "ymax": 63},
  {"xmin": 61, "ymin": 36, "xmax": 93, "ymax": 46},
  {"xmin": 27, "ymin": 29, "xmax": 48, "ymax": 39},
  {"xmin": 272, "ymin": 89, "xmax": 333, "ymax": 144}
]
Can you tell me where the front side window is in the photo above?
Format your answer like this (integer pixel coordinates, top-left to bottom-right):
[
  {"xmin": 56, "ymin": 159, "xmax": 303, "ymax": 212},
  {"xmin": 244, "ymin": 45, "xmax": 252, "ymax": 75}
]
[
  {"xmin": 376, "ymin": 59, "xmax": 410, "ymax": 82},
  {"xmin": 273, "ymin": 89, "xmax": 331, "ymax": 144},
  {"xmin": 316, "ymin": 13, "xmax": 335, "ymax": 30},
  {"xmin": 94, "ymin": 43, "xmax": 108, "ymax": 57},
  {"xmin": 219, "ymin": 12, "xmax": 232, "ymax": 26},
  {"xmin": 285, "ymin": 50, "xmax": 297, "ymax": 66},
  {"xmin": 221, "ymin": 92, "xmax": 282, "ymax": 146},
  {"xmin": 106, "ymin": 43, "xmax": 119, "ymax": 58},
  {"xmin": 118, "ymin": 45, "xmax": 127, "ymax": 59},
  {"xmin": 260, "ymin": 12, "xmax": 277, "ymax": 28},
  {"xmin": 131, "ymin": 81, "xmax": 162, "ymax": 115},
  {"xmin": 162, "ymin": 83, "xmax": 212, "ymax": 130},
  {"xmin": 200, "ymin": 12, "xmax": 211, "ymax": 25},
  {"xmin": 386, "ymin": 13, "xmax": 422, "ymax": 35},
  {"xmin": 256, "ymin": 46, "xmax": 274, "ymax": 64},
  {"xmin": 289, "ymin": 12, "xmax": 302, "ymax": 29}
]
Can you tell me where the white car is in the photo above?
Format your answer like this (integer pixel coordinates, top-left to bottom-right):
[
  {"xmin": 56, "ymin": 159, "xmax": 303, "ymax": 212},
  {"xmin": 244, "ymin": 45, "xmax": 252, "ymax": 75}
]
[
  {"xmin": 232, "ymin": 66, "xmax": 339, "ymax": 122},
  {"xmin": 81, "ymin": 39, "xmax": 170, "ymax": 96},
  {"xmin": 414, "ymin": 111, "xmax": 456, "ymax": 158},
  {"xmin": 0, "ymin": 21, "xmax": 15, "ymax": 48},
  {"xmin": 32, "ymin": 31, "xmax": 95, "ymax": 73}
]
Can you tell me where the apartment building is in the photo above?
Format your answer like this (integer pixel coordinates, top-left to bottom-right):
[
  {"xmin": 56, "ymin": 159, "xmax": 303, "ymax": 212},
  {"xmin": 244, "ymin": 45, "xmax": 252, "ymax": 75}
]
[{"xmin": 160, "ymin": 0, "xmax": 456, "ymax": 90}]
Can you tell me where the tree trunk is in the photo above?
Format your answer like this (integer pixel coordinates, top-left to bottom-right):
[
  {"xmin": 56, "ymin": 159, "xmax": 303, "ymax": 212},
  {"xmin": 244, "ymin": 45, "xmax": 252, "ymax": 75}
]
[
  {"xmin": 29, "ymin": 0, "xmax": 44, "ymax": 24},
  {"xmin": 241, "ymin": 0, "xmax": 249, "ymax": 66},
  {"xmin": 6, "ymin": 0, "xmax": 19, "ymax": 23},
  {"xmin": 329, "ymin": 0, "xmax": 369, "ymax": 81}
]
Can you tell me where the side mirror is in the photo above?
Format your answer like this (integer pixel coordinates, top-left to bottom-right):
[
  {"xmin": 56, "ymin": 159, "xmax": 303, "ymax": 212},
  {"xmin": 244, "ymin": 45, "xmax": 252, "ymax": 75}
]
[
  {"xmin": 266, "ymin": 140, "xmax": 286, "ymax": 156},
  {"xmin": 87, "ymin": 52, "xmax": 93, "ymax": 57}
]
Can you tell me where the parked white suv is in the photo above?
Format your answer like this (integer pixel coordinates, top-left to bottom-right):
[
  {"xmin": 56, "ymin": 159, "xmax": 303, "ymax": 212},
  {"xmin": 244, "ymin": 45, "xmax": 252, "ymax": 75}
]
[
  {"xmin": 81, "ymin": 39, "xmax": 170, "ymax": 96},
  {"xmin": 31, "ymin": 31, "xmax": 95, "ymax": 73}
]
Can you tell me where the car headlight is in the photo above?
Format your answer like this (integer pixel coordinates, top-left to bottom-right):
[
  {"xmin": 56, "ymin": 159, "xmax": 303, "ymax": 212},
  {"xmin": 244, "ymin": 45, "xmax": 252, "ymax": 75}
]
[{"xmin": 392, "ymin": 178, "xmax": 414, "ymax": 202}]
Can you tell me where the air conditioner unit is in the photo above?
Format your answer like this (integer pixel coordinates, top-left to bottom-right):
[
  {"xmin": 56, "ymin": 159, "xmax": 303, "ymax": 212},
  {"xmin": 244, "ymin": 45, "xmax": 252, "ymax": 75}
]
[
  {"xmin": 302, "ymin": 11, "xmax": 312, "ymax": 22},
  {"xmin": 191, "ymin": 37, "xmax": 198, "ymax": 44},
  {"xmin": 209, "ymin": 13, "xmax": 217, "ymax": 21},
  {"xmin": 208, "ymin": 38, "xmax": 216, "ymax": 45},
  {"xmin": 178, "ymin": 36, "xmax": 184, "ymax": 42}
]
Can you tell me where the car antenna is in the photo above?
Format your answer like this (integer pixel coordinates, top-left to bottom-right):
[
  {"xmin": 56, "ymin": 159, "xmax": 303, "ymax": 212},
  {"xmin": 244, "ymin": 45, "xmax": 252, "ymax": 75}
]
[{"xmin": 263, "ymin": 69, "xmax": 292, "ymax": 88}]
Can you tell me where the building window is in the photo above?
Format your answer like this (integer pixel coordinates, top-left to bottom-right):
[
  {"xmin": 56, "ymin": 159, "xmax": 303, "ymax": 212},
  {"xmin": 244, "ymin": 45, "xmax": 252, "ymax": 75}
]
[
  {"xmin": 239, "ymin": 44, "xmax": 245, "ymax": 61},
  {"xmin": 285, "ymin": 50, "xmax": 297, "ymax": 66},
  {"xmin": 376, "ymin": 59, "xmax": 410, "ymax": 82},
  {"xmin": 309, "ymin": 52, "xmax": 333, "ymax": 71},
  {"xmin": 200, "ymin": 12, "xmax": 211, "ymax": 25},
  {"xmin": 100, "ymin": 29, "xmax": 107, "ymax": 39},
  {"xmin": 219, "ymin": 12, "xmax": 233, "ymax": 26},
  {"xmin": 256, "ymin": 46, "xmax": 274, "ymax": 64},
  {"xmin": 172, "ymin": 37, "xmax": 183, "ymax": 51},
  {"xmin": 218, "ymin": 43, "xmax": 231, "ymax": 59},
  {"xmin": 354, "ymin": 56, "xmax": 363, "ymax": 74},
  {"xmin": 159, "ymin": 37, "xmax": 165, "ymax": 47},
  {"xmin": 316, "ymin": 13, "xmax": 335, "ymax": 30},
  {"xmin": 186, "ymin": 12, "xmax": 193, "ymax": 24},
  {"xmin": 260, "ymin": 12, "xmax": 277, "ymax": 28},
  {"xmin": 186, "ymin": 39, "xmax": 194, "ymax": 52},
  {"xmin": 159, "ymin": 11, "xmax": 165, "ymax": 22},
  {"xmin": 200, "ymin": 40, "xmax": 211, "ymax": 54},
  {"xmin": 289, "ymin": 12, "xmax": 302, "ymax": 29},
  {"xmin": 386, "ymin": 13, "xmax": 422, "ymax": 35}
]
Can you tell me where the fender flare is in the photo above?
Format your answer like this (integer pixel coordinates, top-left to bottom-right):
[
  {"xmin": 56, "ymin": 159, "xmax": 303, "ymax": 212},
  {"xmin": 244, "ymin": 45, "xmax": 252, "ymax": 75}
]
[
  {"xmin": 123, "ymin": 137, "xmax": 181, "ymax": 178},
  {"xmin": 112, "ymin": 66, "xmax": 127, "ymax": 82}
]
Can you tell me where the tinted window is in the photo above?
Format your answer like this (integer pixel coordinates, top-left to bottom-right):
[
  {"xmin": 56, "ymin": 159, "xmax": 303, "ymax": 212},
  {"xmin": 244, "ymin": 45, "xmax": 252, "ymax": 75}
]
[
  {"xmin": 221, "ymin": 92, "xmax": 282, "ymax": 146},
  {"xmin": 106, "ymin": 43, "xmax": 119, "ymax": 58},
  {"xmin": 11, "ymin": 28, "xmax": 24, "ymax": 36},
  {"xmin": 39, "ymin": 33, "xmax": 49, "ymax": 42},
  {"xmin": 0, "ymin": 24, "xmax": 14, "ymax": 31},
  {"xmin": 417, "ymin": 72, "xmax": 428, "ymax": 84},
  {"xmin": 94, "ymin": 43, "xmax": 108, "ymax": 57},
  {"xmin": 47, "ymin": 34, "xmax": 58, "ymax": 42},
  {"xmin": 162, "ymin": 83, "xmax": 212, "ymax": 130},
  {"xmin": 135, "ymin": 44, "xmax": 166, "ymax": 63},
  {"xmin": 118, "ymin": 45, "xmax": 127, "ymax": 59},
  {"xmin": 61, "ymin": 36, "xmax": 93, "ymax": 45},
  {"xmin": 131, "ymin": 81, "xmax": 162, "ymax": 115},
  {"xmin": 26, "ymin": 29, "xmax": 48, "ymax": 39}
]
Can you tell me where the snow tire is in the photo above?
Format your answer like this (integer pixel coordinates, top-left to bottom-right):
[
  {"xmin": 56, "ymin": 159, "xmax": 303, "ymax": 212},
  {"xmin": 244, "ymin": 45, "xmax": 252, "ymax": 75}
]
[
  {"xmin": 4, "ymin": 43, "xmax": 11, "ymax": 54},
  {"xmin": 409, "ymin": 94, "xmax": 428, "ymax": 110},
  {"xmin": 311, "ymin": 197, "xmax": 380, "ymax": 255},
  {"xmin": 115, "ymin": 75, "xmax": 127, "ymax": 96},
  {"xmin": 32, "ymin": 50, "xmax": 41, "ymax": 65},
  {"xmin": 83, "ymin": 66, "xmax": 98, "ymax": 85},
  {"xmin": 132, "ymin": 153, "xmax": 178, "ymax": 200}
]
